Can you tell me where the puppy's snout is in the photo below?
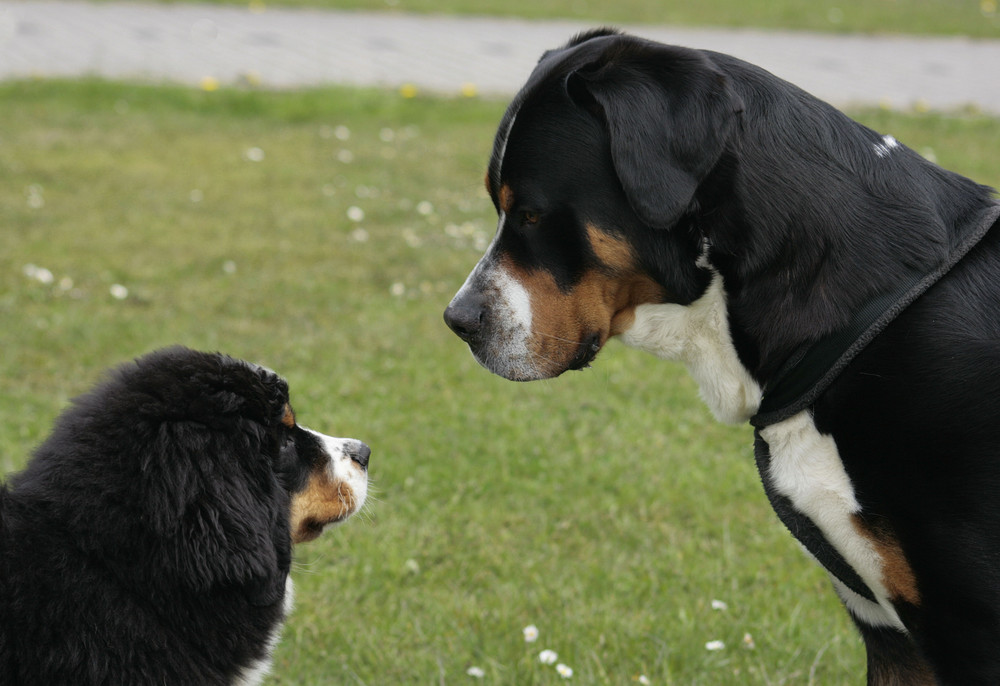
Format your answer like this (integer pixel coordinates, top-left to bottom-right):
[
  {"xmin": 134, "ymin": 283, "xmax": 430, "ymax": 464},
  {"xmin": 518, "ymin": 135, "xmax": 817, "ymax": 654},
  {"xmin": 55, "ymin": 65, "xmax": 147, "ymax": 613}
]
[
  {"xmin": 444, "ymin": 292, "xmax": 486, "ymax": 343},
  {"xmin": 348, "ymin": 441, "xmax": 371, "ymax": 470}
]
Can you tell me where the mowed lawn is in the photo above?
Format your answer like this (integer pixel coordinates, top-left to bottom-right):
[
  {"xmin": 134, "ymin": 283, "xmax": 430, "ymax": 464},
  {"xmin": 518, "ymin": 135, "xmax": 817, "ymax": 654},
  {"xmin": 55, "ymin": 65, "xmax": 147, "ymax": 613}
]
[{"xmin": 2, "ymin": 80, "xmax": 999, "ymax": 684}]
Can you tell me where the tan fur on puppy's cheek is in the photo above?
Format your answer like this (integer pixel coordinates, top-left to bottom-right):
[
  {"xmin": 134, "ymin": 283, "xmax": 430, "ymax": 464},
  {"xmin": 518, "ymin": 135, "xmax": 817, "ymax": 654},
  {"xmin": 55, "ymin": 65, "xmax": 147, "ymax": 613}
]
[{"xmin": 289, "ymin": 472, "xmax": 356, "ymax": 544}]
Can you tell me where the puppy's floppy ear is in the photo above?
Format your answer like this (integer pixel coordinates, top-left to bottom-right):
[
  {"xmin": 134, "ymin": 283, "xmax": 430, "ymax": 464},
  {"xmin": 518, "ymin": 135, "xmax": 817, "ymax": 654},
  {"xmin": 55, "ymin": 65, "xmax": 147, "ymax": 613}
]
[
  {"xmin": 566, "ymin": 40, "xmax": 743, "ymax": 229},
  {"xmin": 142, "ymin": 420, "xmax": 291, "ymax": 606},
  {"xmin": 131, "ymin": 348, "xmax": 293, "ymax": 606}
]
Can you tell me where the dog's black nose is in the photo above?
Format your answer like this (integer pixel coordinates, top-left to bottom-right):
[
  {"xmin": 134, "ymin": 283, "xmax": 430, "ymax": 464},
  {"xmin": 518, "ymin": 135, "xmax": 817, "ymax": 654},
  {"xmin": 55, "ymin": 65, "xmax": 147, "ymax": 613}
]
[
  {"xmin": 349, "ymin": 442, "xmax": 371, "ymax": 470},
  {"xmin": 444, "ymin": 293, "xmax": 485, "ymax": 343}
]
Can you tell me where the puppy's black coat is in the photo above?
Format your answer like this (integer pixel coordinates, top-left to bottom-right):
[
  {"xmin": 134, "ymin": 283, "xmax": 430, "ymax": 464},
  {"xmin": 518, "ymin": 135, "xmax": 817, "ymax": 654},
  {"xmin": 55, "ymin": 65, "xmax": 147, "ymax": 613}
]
[{"xmin": 1, "ymin": 347, "xmax": 369, "ymax": 685}]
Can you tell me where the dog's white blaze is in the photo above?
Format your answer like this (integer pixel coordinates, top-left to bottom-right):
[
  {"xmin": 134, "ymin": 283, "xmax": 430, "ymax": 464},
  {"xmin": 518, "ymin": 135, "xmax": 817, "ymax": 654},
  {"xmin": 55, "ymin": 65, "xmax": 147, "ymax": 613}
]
[
  {"xmin": 495, "ymin": 263, "xmax": 534, "ymax": 339},
  {"xmin": 760, "ymin": 412, "xmax": 906, "ymax": 631},
  {"xmin": 618, "ymin": 273, "xmax": 762, "ymax": 424},
  {"xmin": 231, "ymin": 578, "xmax": 295, "ymax": 686},
  {"xmin": 449, "ymin": 230, "xmax": 539, "ymax": 380}
]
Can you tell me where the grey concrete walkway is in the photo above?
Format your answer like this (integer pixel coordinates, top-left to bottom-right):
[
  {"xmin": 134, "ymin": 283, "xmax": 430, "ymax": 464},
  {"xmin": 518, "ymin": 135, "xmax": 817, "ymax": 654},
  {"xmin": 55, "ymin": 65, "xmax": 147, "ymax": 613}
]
[{"xmin": 1, "ymin": 1, "xmax": 999, "ymax": 113}]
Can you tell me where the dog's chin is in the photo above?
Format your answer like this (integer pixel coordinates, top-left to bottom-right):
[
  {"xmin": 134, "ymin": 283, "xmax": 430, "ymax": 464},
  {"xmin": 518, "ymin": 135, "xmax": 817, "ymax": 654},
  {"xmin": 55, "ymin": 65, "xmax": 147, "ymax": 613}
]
[
  {"xmin": 294, "ymin": 516, "xmax": 348, "ymax": 545},
  {"xmin": 566, "ymin": 332, "xmax": 603, "ymax": 371},
  {"xmin": 472, "ymin": 332, "xmax": 604, "ymax": 381}
]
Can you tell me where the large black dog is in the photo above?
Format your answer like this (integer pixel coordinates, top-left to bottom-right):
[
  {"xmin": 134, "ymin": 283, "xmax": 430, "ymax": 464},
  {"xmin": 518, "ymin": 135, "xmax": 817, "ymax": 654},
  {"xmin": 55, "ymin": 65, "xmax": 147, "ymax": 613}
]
[
  {"xmin": 445, "ymin": 29, "xmax": 1000, "ymax": 685},
  {"xmin": 0, "ymin": 347, "xmax": 370, "ymax": 685}
]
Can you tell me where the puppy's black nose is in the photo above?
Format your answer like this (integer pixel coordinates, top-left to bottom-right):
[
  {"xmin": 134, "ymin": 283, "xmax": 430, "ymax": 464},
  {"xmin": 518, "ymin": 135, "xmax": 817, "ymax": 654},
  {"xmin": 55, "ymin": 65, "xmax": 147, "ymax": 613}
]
[
  {"xmin": 349, "ymin": 442, "xmax": 371, "ymax": 470},
  {"xmin": 444, "ymin": 292, "xmax": 485, "ymax": 343}
]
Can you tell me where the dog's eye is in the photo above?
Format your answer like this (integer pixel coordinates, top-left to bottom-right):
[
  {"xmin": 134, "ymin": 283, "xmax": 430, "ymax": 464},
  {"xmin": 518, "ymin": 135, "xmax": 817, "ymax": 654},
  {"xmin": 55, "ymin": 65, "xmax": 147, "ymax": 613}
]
[{"xmin": 518, "ymin": 210, "xmax": 541, "ymax": 227}]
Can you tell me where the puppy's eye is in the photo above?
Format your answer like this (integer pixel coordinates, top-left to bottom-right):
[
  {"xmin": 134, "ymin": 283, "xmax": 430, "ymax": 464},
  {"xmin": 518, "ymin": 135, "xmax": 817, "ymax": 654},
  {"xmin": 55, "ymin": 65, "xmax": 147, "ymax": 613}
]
[{"xmin": 520, "ymin": 210, "xmax": 540, "ymax": 226}]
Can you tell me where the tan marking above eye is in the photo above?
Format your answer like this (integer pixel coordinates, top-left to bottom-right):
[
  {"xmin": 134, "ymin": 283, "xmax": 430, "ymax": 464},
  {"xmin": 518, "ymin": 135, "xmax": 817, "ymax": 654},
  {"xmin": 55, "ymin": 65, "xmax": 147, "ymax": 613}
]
[{"xmin": 586, "ymin": 224, "xmax": 637, "ymax": 272}]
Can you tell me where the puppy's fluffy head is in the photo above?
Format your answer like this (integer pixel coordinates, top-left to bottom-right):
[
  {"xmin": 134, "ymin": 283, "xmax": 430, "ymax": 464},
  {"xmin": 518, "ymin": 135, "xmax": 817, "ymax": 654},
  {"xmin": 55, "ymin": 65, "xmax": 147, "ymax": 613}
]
[{"xmin": 14, "ymin": 346, "xmax": 369, "ymax": 606}]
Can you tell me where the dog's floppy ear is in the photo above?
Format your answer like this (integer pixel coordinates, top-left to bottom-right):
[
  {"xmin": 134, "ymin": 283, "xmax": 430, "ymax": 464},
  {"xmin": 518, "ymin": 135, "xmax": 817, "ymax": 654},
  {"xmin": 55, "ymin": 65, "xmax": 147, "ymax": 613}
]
[{"xmin": 566, "ymin": 40, "xmax": 743, "ymax": 229}]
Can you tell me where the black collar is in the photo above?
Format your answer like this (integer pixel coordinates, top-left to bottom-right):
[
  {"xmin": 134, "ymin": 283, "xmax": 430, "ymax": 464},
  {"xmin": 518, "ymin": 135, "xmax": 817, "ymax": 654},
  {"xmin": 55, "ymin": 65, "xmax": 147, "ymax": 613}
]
[{"xmin": 751, "ymin": 202, "xmax": 1000, "ymax": 428}]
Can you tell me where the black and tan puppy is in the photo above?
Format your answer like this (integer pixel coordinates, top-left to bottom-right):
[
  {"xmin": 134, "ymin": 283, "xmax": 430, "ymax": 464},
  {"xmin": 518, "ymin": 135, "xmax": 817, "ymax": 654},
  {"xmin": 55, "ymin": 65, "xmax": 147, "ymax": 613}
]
[
  {"xmin": 445, "ymin": 29, "xmax": 1000, "ymax": 685},
  {"xmin": 0, "ymin": 346, "xmax": 369, "ymax": 685}
]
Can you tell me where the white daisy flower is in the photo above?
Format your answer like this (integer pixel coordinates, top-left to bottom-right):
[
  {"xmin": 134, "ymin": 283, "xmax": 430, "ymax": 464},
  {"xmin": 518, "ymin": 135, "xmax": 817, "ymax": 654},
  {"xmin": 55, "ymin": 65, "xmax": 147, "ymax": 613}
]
[
  {"xmin": 24, "ymin": 264, "xmax": 54, "ymax": 284},
  {"xmin": 538, "ymin": 649, "xmax": 558, "ymax": 665},
  {"xmin": 466, "ymin": 666, "xmax": 485, "ymax": 678},
  {"xmin": 556, "ymin": 663, "xmax": 573, "ymax": 678},
  {"xmin": 711, "ymin": 599, "xmax": 728, "ymax": 611},
  {"xmin": 522, "ymin": 625, "xmax": 539, "ymax": 643},
  {"xmin": 705, "ymin": 640, "xmax": 725, "ymax": 651}
]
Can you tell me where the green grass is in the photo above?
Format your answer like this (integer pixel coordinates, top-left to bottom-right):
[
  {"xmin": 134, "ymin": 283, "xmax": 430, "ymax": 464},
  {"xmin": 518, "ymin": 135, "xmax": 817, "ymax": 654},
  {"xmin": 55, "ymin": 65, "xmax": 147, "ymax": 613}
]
[
  {"xmin": 115, "ymin": 0, "xmax": 1000, "ymax": 38},
  {"xmin": 2, "ymin": 79, "xmax": 999, "ymax": 684}
]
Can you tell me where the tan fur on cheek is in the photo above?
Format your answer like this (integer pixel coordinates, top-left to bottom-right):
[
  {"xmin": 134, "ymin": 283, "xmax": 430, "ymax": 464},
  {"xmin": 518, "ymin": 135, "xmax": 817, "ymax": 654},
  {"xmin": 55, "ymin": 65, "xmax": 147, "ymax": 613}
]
[
  {"xmin": 498, "ymin": 225, "xmax": 666, "ymax": 375},
  {"xmin": 584, "ymin": 225, "xmax": 667, "ymax": 332},
  {"xmin": 290, "ymin": 471, "xmax": 356, "ymax": 544},
  {"xmin": 499, "ymin": 259, "xmax": 586, "ymax": 376}
]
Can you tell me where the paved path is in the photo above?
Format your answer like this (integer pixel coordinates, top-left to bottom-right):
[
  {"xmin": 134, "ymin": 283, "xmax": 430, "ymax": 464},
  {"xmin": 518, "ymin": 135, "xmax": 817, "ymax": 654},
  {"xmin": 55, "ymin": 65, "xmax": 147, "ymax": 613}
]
[{"xmin": 1, "ymin": 1, "xmax": 999, "ymax": 113}]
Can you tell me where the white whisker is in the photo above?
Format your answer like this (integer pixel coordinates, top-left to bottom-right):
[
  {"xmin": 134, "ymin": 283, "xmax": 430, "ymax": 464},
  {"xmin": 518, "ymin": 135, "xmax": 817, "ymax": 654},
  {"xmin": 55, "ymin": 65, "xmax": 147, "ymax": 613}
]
[{"xmin": 534, "ymin": 330, "xmax": 584, "ymax": 346}]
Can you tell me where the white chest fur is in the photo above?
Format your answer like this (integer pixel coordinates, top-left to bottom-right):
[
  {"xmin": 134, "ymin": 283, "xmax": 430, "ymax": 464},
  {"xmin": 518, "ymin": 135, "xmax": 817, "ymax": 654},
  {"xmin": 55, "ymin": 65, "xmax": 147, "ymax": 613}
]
[
  {"xmin": 618, "ymin": 273, "xmax": 762, "ymax": 424},
  {"xmin": 617, "ymin": 272, "xmax": 905, "ymax": 630}
]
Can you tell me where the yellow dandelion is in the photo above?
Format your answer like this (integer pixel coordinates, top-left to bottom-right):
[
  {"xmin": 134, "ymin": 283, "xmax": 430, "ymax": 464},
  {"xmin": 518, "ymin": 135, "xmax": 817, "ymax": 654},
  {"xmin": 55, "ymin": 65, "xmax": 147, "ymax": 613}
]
[
  {"xmin": 200, "ymin": 76, "xmax": 220, "ymax": 92},
  {"xmin": 400, "ymin": 83, "xmax": 418, "ymax": 99},
  {"xmin": 460, "ymin": 82, "xmax": 478, "ymax": 98}
]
